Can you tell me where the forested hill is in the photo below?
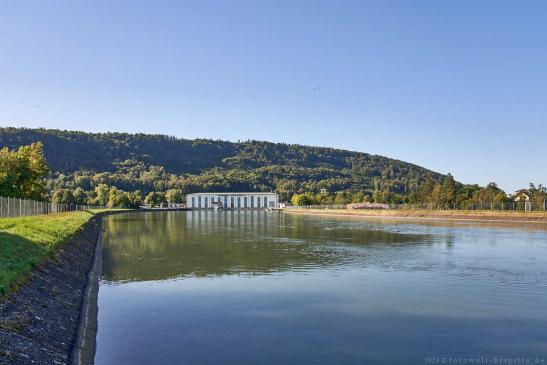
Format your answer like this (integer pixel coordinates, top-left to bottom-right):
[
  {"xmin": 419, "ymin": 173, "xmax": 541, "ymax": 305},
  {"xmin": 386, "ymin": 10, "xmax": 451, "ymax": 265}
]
[{"xmin": 0, "ymin": 127, "xmax": 445, "ymax": 200}]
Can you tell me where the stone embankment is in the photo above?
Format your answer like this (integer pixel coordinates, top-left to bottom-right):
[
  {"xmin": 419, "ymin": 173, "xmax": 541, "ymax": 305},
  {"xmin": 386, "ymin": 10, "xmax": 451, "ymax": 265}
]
[{"xmin": 0, "ymin": 216, "xmax": 102, "ymax": 365}]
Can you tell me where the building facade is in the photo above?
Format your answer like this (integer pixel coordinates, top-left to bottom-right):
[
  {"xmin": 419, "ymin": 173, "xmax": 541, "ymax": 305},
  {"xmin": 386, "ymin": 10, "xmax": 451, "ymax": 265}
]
[{"xmin": 186, "ymin": 192, "xmax": 279, "ymax": 210}]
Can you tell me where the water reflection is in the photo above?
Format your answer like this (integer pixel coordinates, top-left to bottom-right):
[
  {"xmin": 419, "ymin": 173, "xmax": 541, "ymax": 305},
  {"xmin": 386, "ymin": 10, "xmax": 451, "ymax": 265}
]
[
  {"xmin": 97, "ymin": 211, "xmax": 547, "ymax": 365},
  {"xmin": 101, "ymin": 211, "xmax": 432, "ymax": 282}
]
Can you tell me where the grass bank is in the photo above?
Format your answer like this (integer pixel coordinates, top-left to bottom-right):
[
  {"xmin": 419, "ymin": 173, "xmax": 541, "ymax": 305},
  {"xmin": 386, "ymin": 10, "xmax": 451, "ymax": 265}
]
[
  {"xmin": 285, "ymin": 208, "xmax": 547, "ymax": 223},
  {"xmin": 0, "ymin": 209, "xmax": 127, "ymax": 296}
]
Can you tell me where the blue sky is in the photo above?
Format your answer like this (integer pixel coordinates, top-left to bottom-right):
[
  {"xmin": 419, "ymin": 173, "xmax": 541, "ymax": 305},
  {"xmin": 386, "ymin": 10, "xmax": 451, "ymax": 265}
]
[{"xmin": 1, "ymin": 0, "xmax": 546, "ymax": 192}]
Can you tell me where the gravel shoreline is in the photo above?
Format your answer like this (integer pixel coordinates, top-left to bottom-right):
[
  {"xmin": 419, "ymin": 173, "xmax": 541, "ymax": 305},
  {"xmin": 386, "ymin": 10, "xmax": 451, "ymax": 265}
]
[
  {"xmin": 0, "ymin": 216, "xmax": 102, "ymax": 365},
  {"xmin": 285, "ymin": 208, "xmax": 547, "ymax": 224}
]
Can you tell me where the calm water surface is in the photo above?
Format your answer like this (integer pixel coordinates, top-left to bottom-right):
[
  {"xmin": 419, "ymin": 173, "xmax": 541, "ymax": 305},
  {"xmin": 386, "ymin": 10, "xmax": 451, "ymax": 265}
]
[{"xmin": 95, "ymin": 211, "xmax": 547, "ymax": 364}]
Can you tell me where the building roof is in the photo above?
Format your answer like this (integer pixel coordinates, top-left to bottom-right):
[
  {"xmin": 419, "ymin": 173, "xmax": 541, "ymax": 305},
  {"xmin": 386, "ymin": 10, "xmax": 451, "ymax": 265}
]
[
  {"xmin": 186, "ymin": 192, "xmax": 277, "ymax": 196},
  {"xmin": 512, "ymin": 189, "xmax": 531, "ymax": 201}
]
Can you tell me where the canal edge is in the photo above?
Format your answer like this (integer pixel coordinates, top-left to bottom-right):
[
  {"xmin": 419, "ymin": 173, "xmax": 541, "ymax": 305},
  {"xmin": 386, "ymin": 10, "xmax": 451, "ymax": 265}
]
[{"xmin": 70, "ymin": 217, "xmax": 103, "ymax": 365}]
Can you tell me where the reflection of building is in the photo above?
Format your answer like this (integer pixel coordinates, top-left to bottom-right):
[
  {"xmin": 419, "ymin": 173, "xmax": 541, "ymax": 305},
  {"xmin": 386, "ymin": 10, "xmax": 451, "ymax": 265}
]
[{"xmin": 186, "ymin": 192, "xmax": 279, "ymax": 210}]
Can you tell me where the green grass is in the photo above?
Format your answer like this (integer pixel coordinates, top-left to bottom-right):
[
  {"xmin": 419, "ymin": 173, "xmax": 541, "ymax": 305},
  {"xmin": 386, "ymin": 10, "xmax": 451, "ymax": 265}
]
[{"xmin": 0, "ymin": 211, "xmax": 100, "ymax": 296}]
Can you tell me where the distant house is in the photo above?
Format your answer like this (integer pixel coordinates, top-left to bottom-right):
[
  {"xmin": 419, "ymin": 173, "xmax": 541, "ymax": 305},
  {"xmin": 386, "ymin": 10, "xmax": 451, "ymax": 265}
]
[
  {"xmin": 512, "ymin": 189, "xmax": 531, "ymax": 202},
  {"xmin": 512, "ymin": 189, "xmax": 533, "ymax": 212}
]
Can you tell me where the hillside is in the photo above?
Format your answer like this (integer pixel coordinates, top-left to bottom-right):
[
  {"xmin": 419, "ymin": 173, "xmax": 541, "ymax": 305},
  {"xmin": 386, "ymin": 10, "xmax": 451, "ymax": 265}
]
[{"xmin": 0, "ymin": 127, "xmax": 445, "ymax": 200}]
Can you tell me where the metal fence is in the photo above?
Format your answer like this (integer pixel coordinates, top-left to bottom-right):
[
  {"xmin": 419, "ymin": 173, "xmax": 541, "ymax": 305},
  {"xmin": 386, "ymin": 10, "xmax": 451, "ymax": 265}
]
[
  {"xmin": 0, "ymin": 196, "xmax": 102, "ymax": 218},
  {"xmin": 389, "ymin": 201, "xmax": 547, "ymax": 212},
  {"xmin": 286, "ymin": 204, "xmax": 388, "ymax": 210}
]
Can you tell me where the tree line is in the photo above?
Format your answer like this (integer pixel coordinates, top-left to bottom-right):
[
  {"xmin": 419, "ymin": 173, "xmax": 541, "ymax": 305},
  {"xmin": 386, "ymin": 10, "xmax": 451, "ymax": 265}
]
[
  {"xmin": 0, "ymin": 142, "xmax": 49, "ymax": 200},
  {"xmin": 291, "ymin": 174, "xmax": 547, "ymax": 209},
  {"xmin": 1, "ymin": 140, "xmax": 545, "ymax": 210},
  {"xmin": 0, "ymin": 128, "xmax": 445, "ymax": 201}
]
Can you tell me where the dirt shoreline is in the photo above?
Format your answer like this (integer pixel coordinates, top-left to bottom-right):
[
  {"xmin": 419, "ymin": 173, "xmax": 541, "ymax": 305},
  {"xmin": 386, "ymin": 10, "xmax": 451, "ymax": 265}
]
[
  {"xmin": 69, "ymin": 219, "xmax": 103, "ymax": 365},
  {"xmin": 0, "ymin": 215, "xmax": 103, "ymax": 365},
  {"xmin": 285, "ymin": 208, "xmax": 547, "ymax": 224}
]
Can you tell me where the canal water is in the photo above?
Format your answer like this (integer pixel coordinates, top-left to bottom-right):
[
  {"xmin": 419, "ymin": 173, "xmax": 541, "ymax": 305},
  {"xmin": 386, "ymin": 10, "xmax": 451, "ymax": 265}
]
[{"xmin": 95, "ymin": 211, "xmax": 547, "ymax": 364}]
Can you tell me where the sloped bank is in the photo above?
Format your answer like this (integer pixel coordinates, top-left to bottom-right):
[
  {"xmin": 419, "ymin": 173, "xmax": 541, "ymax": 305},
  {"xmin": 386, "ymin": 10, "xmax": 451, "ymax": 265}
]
[
  {"xmin": 285, "ymin": 208, "xmax": 547, "ymax": 224},
  {"xmin": 0, "ymin": 214, "xmax": 105, "ymax": 365}
]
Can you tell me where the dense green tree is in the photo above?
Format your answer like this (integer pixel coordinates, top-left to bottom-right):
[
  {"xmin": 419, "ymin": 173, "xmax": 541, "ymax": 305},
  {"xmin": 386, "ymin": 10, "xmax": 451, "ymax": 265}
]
[
  {"xmin": 0, "ymin": 142, "xmax": 49, "ymax": 199},
  {"xmin": 145, "ymin": 191, "xmax": 167, "ymax": 206},
  {"xmin": 107, "ymin": 188, "xmax": 127, "ymax": 208},
  {"xmin": 441, "ymin": 173, "xmax": 456, "ymax": 207},
  {"xmin": 528, "ymin": 183, "xmax": 547, "ymax": 208},
  {"xmin": 129, "ymin": 190, "xmax": 143, "ymax": 207},
  {"xmin": 165, "ymin": 189, "xmax": 184, "ymax": 203},
  {"xmin": 351, "ymin": 191, "xmax": 365, "ymax": 203},
  {"xmin": 95, "ymin": 184, "xmax": 110, "ymax": 206},
  {"xmin": 73, "ymin": 187, "xmax": 87, "ymax": 204},
  {"xmin": 291, "ymin": 193, "xmax": 313, "ymax": 206},
  {"xmin": 334, "ymin": 192, "xmax": 349, "ymax": 205},
  {"xmin": 51, "ymin": 189, "xmax": 71, "ymax": 204},
  {"xmin": 419, "ymin": 175, "xmax": 435, "ymax": 203},
  {"xmin": 430, "ymin": 184, "xmax": 442, "ymax": 207}
]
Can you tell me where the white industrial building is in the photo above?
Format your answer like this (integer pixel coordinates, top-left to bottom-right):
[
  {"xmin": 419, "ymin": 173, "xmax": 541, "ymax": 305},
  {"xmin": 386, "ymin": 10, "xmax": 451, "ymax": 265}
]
[{"xmin": 186, "ymin": 192, "xmax": 279, "ymax": 210}]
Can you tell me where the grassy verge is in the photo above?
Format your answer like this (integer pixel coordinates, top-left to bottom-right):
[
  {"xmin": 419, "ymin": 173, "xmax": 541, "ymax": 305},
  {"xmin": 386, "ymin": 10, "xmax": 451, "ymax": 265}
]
[{"xmin": 0, "ymin": 209, "xmax": 129, "ymax": 296}]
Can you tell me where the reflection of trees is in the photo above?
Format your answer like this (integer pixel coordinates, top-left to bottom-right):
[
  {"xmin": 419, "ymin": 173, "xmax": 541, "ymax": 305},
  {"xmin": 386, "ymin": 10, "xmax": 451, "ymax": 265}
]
[{"xmin": 101, "ymin": 211, "xmax": 431, "ymax": 282}]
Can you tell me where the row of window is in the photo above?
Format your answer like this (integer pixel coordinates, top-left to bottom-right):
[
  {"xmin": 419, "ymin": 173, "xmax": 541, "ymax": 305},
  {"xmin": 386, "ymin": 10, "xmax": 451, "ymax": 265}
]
[{"xmin": 190, "ymin": 196, "xmax": 271, "ymax": 209}]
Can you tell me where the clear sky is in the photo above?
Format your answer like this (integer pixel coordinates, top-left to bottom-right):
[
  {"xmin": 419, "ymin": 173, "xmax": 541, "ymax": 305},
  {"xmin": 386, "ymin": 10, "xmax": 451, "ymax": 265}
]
[{"xmin": 1, "ymin": 0, "xmax": 546, "ymax": 192}]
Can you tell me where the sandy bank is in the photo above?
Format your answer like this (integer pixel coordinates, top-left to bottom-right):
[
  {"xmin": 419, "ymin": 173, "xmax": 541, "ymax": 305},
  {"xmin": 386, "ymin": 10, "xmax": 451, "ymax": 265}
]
[{"xmin": 285, "ymin": 208, "xmax": 547, "ymax": 224}]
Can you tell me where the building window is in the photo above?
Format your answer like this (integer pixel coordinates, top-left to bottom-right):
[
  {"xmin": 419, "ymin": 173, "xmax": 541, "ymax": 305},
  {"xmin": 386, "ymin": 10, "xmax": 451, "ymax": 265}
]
[
  {"xmin": 191, "ymin": 197, "xmax": 195, "ymax": 207},
  {"xmin": 198, "ymin": 196, "xmax": 201, "ymax": 208},
  {"xmin": 237, "ymin": 197, "xmax": 241, "ymax": 208},
  {"xmin": 224, "ymin": 196, "xmax": 227, "ymax": 208},
  {"xmin": 250, "ymin": 196, "xmax": 254, "ymax": 208},
  {"xmin": 264, "ymin": 196, "xmax": 267, "ymax": 207},
  {"xmin": 204, "ymin": 197, "xmax": 208, "ymax": 208},
  {"xmin": 257, "ymin": 197, "xmax": 261, "ymax": 208},
  {"xmin": 244, "ymin": 197, "xmax": 247, "ymax": 208},
  {"xmin": 231, "ymin": 197, "xmax": 234, "ymax": 208}
]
